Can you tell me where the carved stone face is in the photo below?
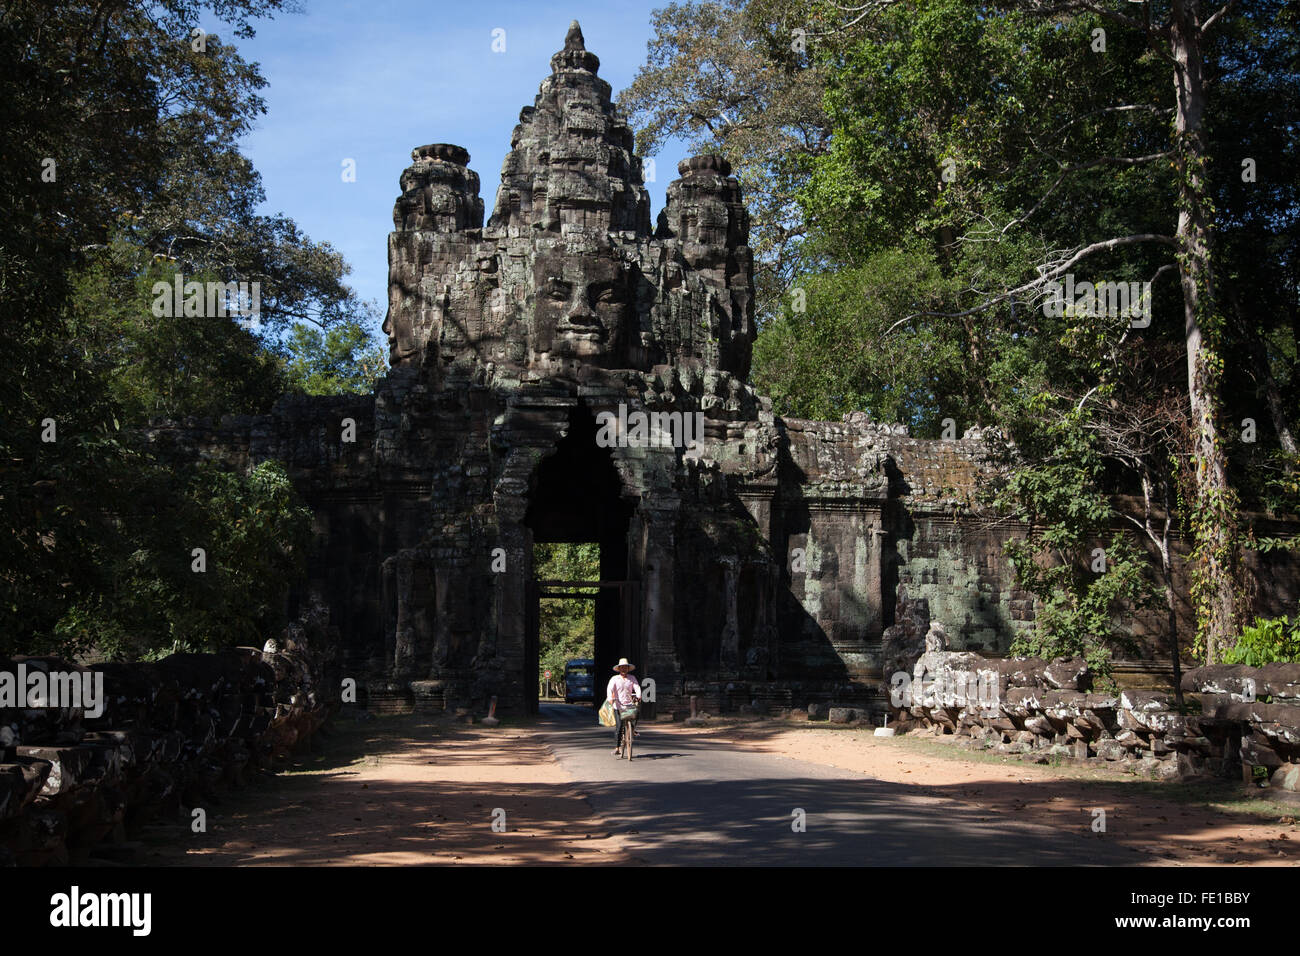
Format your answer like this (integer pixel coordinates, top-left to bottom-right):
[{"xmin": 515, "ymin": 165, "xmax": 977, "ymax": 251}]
[
  {"xmin": 382, "ymin": 302, "xmax": 419, "ymax": 366},
  {"xmin": 530, "ymin": 249, "xmax": 632, "ymax": 365}
]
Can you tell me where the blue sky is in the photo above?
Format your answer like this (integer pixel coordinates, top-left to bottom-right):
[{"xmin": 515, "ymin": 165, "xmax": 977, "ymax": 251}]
[{"xmin": 218, "ymin": 0, "xmax": 692, "ymax": 330}]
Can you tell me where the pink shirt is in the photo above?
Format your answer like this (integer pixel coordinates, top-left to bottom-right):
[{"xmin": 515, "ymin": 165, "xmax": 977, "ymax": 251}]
[{"xmin": 607, "ymin": 673, "xmax": 641, "ymax": 710}]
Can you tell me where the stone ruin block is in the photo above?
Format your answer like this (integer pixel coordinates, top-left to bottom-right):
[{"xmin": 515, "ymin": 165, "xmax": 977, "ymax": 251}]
[{"xmin": 0, "ymin": 606, "xmax": 339, "ymax": 866}]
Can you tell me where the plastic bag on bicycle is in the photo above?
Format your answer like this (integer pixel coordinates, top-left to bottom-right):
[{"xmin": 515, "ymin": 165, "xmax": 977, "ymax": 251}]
[{"xmin": 597, "ymin": 700, "xmax": 616, "ymax": 727}]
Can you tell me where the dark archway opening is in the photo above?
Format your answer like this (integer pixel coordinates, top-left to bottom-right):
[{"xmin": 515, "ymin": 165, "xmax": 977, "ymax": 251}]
[{"xmin": 524, "ymin": 405, "xmax": 636, "ymax": 714}]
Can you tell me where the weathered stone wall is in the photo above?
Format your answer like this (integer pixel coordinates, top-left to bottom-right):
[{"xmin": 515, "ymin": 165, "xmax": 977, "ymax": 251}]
[
  {"xmin": 0, "ymin": 607, "xmax": 340, "ymax": 866},
  {"xmin": 891, "ymin": 513, "xmax": 1030, "ymax": 654},
  {"xmin": 781, "ymin": 413, "xmax": 1300, "ymax": 677}
]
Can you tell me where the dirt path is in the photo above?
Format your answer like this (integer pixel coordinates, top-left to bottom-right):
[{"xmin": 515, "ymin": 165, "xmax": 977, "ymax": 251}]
[
  {"xmin": 141, "ymin": 715, "xmax": 620, "ymax": 865},
  {"xmin": 652, "ymin": 720, "xmax": 1300, "ymax": 866},
  {"xmin": 138, "ymin": 713, "xmax": 1299, "ymax": 866}
]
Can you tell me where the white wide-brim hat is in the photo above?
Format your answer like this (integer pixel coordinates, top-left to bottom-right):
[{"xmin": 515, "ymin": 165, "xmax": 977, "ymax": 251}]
[{"xmin": 613, "ymin": 658, "xmax": 636, "ymax": 672}]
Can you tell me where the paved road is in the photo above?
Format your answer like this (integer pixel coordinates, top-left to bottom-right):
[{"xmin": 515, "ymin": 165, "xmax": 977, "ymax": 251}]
[{"xmin": 534, "ymin": 702, "xmax": 1141, "ymax": 866}]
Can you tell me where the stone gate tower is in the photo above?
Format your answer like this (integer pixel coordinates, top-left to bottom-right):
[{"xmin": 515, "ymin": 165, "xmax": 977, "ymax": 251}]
[
  {"xmin": 165, "ymin": 23, "xmax": 1043, "ymax": 718},
  {"xmin": 373, "ymin": 21, "xmax": 782, "ymax": 713}
]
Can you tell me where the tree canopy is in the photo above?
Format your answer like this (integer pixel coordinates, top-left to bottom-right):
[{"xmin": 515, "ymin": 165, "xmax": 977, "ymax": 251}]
[
  {"xmin": 623, "ymin": 0, "xmax": 1300, "ymax": 664},
  {"xmin": 0, "ymin": 0, "xmax": 383, "ymax": 658}
]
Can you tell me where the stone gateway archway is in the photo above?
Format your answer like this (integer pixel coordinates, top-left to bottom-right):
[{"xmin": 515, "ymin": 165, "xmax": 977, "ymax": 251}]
[
  {"xmin": 165, "ymin": 22, "xmax": 1056, "ymax": 720},
  {"xmin": 354, "ymin": 19, "xmax": 800, "ymax": 716}
]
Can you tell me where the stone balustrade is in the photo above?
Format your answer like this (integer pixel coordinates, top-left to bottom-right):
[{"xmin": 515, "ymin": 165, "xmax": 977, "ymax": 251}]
[
  {"xmin": 888, "ymin": 644, "xmax": 1300, "ymax": 789},
  {"xmin": 0, "ymin": 607, "xmax": 340, "ymax": 865}
]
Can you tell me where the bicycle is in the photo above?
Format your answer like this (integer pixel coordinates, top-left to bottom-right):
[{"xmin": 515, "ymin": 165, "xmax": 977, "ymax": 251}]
[{"xmin": 615, "ymin": 705, "xmax": 638, "ymax": 760}]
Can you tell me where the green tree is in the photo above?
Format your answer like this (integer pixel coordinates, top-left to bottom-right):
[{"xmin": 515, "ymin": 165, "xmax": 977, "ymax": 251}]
[
  {"xmin": 636, "ymin": 0, "xmax": 1297, "ymax": 662},
  {"xmin": 70, "ymin": 252, "xmax": 287, "ymax": 420},
  {"xmin": 49, "ymin": 460, "xmax": 312, "ymax": 660},
  {"xmin": 534, "ymin": 543, "xmax": 599, "ymax": 687},
  {"xmin": 991, "ymin": 395, "xmax": 1159, "ymax": 683},
  {"xmin": 804, "ymin": 0, "xmax": 1281, "ymax": 658},
  {"xmin": 753, "ymin": 250, "xmax": 969, "ymax": 430},
  {"xmin": 732, "ymin": 0, "xmax": 1179, "ymax": 436},
  {"xmin": 620, "ymin": 0, "xmax": 837, "ymax": 312},
  {"xmin": 1207, "ymin": 4, "xmax": 1300, "ymax": 513},
  {"xmin": 284, "ymin": 315, "xmax": 387, "ymax": 396},
  {"xmin": 0, "ymin": 1, "xmax": 357, "ymax": 659}
]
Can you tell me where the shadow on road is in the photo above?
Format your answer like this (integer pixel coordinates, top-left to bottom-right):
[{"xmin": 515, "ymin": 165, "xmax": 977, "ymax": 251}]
[{"xmin": 531, "ymin": 703, "xmax": 1298, "ymax": 866}]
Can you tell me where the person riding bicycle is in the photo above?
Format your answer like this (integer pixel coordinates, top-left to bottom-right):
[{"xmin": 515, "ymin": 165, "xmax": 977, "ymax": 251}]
[{"xmin": 606, "ymin": 658, "xmax": 641, "ymax": 756}]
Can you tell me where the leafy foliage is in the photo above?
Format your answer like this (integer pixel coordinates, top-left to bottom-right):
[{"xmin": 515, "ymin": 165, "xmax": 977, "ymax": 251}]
[
  {"xmin": 534, "ymin": 543, "xmax": 599, "ymax": 686},
  {"xmin": 283, "ymin": 316, "xmax": 387, "ymax": 396},
  {"xmin": 48, "ymin": 460, "xmax": 311, "ymax": 660},
  {"xmin": 754, "ymin": 251, "xmax": 955, "ymax": 428},
  {"xmin": 620, "ymin": 0, "xmax": 835, "ymax": 312},
  {"xmin": 630, "ymin": 0, "xmax": 1297, "ymax": 663},
  {"xmin": 69, "ymin": 253, "xmax": 287, "ymax": 420},
  {"xmin": 993, "ymin": 398, "xmax": 1157, "ymax": 679},
  {"xmin": 0, "ymin": 1, "xmax": 371, "ymax": 661},
  {"xmin": 1220, "ymin": 613, "xmax": 1300, "ymax": 667}
]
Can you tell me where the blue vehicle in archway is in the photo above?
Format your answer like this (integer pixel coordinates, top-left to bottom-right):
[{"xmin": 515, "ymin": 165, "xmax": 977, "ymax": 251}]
[{"xmin": 564, "ymin": 659, "xmax": 596, "ymax": 704}]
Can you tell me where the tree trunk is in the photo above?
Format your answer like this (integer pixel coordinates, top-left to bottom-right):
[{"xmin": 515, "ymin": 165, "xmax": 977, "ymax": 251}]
[
  {"xmin": 1171, "ymin": 0, "xmax": 1240, "ymax": 663},
  {"xmin": 1158, "ymin": 479, "xmax": 1183, "ymax": 708},
  {"xmin": 1141, "ymin": 471, "xmax": 1183, "ymax": 707}
]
